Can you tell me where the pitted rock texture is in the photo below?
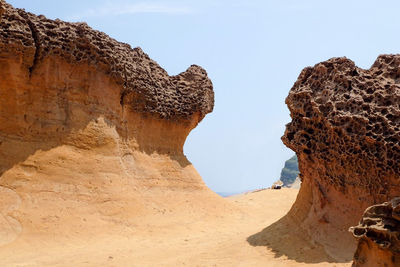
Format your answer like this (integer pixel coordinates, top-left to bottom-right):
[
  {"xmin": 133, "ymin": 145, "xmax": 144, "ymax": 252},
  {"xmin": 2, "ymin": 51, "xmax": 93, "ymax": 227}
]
[
  {"xmin": 350, "ymin": 198, "xmax": 400, "ymax": 267},
  {"xmin": 0, "ymin": 1, "xmax": 5, "ymax": 19},
  {"xmin": 0, "ymin": 1, "xmax": 215, "ymax": 176},
  {"xmin": 0, "ymin": 1, "xmax": 213, "ymax": 120},
  {"xmin": 282, "ymin": 55, "xmax": 400, "ymax": 260},
  {"xmin": 0, "ymin": 1, "xmax": 223, "ymax": 254}
]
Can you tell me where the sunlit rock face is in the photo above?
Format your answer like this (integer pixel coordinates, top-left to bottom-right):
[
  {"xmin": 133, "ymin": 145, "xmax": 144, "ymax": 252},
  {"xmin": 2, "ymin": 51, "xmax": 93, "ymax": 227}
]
[
  {"xmin": 282, "ymin": 55, "xmax": 400, "ymax": 260},
  {"xmin": 350, "ymin": 198, "xmax": 400, "ymax": 267},
  {"xmin": 0, "ymin": 0, "xmax": 223, "ymax": 248}
]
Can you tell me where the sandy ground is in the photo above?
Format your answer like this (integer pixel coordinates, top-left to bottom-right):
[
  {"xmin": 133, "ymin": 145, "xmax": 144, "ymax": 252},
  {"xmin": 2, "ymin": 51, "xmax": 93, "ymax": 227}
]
[{"xmin": 0, "ymin": 188, "xmax": 352, "ymax": 266}]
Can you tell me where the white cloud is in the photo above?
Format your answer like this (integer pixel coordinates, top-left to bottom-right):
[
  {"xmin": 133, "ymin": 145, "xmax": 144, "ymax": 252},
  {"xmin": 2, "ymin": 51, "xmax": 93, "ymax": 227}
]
[{"xmin": 67, "ymin": 2, "xmax": 192, "ymax": 21}]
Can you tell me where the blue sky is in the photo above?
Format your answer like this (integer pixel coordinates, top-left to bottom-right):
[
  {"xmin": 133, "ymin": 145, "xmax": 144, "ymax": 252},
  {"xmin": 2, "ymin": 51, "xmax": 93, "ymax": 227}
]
[{"xmin": 8, "ymin": 0, "xmax": 400, "ymax": 194}]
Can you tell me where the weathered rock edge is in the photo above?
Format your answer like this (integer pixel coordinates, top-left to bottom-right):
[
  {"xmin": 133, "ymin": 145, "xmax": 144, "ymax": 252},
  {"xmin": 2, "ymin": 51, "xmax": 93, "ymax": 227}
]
[
  {"xmin": 0, "ymin": 1, "xmax": 222, "ymax": 248},
  {"xmin": 282, "ymin": 55, "xmax": 400, "ymax": 259},
  {"xmin": 0, "ymin": 0, "xmax": 213, "ymax": 121},
  {"xmin": 350, "ymin": 198, "xmax": 400, "ymax": 267}
]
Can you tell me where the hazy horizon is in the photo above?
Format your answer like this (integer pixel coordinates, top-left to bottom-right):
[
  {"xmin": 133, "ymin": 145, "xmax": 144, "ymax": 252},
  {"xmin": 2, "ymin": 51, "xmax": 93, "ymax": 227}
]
[{"xmin": 8, "ymin": 0, "xmax": 400, "ymax": 194}]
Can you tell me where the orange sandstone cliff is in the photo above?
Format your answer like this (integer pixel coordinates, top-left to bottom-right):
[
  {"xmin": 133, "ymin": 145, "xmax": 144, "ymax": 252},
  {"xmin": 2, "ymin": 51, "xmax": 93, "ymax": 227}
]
[
  {"xmin": 0, "ymin": 0, "xmax": 228, "ymax": 253},
  {"xmin": 282, "ymin": 56, "xmax": 400, "ymax": 260}
]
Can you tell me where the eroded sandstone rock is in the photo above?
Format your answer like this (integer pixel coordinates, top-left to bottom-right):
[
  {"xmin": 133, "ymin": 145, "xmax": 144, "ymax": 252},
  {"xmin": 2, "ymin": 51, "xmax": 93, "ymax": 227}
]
[
  {"xmin": 282, "ymin": 56, "xmax": 400, "ymax": 259},
  {"xmin": 350, "ymin": 198, "xmax": 400, "ymax": 267},
  {"xmin": 0, "ymin": 1, "xmax": 213, "ymax": 121},
  {"xmin": 0, "ymin": 1, "xmax": 224, "ymax": 251},
  {"xmin": 0, "ymin": 1, "xmax": 214, "ymax": 174}
]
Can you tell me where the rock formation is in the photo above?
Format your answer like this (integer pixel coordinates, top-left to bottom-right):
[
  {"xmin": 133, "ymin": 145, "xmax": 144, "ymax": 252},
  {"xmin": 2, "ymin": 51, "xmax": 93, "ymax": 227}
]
[
  {"xmin": 350, "ymin": 198, "xmax": 400, "ymax": 267},
  {"xmin": 282, "ymin": 55, "xmax": 400, "ymax": 260},
  {"xmin": 0, "ymin": 0, "xmax": 226, "ymax": 252}
]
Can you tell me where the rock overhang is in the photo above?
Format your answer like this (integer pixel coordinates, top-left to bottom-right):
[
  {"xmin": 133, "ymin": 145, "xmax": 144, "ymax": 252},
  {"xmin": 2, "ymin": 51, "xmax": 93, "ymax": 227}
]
[{"xmin": 0, "ymin": 0, "xmax": 214, "ymax": 123}]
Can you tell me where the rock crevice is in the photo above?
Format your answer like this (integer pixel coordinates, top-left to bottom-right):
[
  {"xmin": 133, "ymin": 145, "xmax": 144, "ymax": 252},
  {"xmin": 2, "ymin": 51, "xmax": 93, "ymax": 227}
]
[{"xmin": 21, "ymin": 13, "xmax": 40, "ymax": 75}]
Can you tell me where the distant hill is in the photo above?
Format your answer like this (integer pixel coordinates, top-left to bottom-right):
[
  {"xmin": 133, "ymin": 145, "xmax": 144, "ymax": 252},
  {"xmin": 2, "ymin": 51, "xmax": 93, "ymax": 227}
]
[{"xmin": 279, "ymin": 155, "xmax": 299, "ymax": 187}]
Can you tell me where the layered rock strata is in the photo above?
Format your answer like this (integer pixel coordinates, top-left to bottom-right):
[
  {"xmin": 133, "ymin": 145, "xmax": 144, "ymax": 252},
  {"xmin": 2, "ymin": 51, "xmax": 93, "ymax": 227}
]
[
  {"xmin": 350, "ymin": 198, "xmax": 400, "ymax": 267},
  {"xmin": 0, "ymin": 0, "xmax": 223, "ymax": 250},
  {"xmin": 282, "ymin": 55, "xmax": 400, "ymax": 259}
]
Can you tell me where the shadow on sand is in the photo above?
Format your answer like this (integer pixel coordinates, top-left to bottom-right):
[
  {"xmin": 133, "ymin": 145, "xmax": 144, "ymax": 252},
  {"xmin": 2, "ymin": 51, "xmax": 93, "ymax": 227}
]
[{"xmin": 247, "ymin": 213, "xmax": 351, "ymax": 264}]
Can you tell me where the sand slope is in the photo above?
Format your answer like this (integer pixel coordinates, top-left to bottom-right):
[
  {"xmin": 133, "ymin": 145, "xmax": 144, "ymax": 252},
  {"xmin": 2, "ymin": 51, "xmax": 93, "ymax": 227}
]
[{"xmin": 0, "ymin": 188, "xmax": 351, "ymax": 266}]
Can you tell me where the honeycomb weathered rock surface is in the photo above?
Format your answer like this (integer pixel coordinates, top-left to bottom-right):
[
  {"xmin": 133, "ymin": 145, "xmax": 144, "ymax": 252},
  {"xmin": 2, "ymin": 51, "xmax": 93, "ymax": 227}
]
[
  {"xmin": 0, "ymin": 1, "xmax": 5, "ymax": 20},
  {"xmin": 350, "ymin": 198, "xmax": 400, "ymax": 267},
  {"xmin": 0, "ymin": 1, "xmax": 224, "ymax": 255},
  {"xmin": 0, "ymin": 1, "xmax": 213, "ymax": 120},
  {"xmin": 282, "ymin": 55, "xmax": 400, "ymax": 259}
]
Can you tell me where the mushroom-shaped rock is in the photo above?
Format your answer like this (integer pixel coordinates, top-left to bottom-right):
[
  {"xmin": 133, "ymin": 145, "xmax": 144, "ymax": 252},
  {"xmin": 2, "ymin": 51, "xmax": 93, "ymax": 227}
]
[
  {"xmin": 0, "ymin": 1, "xmax": 223, "ymax": 251},
  {"xmin": 282, "ymin": 55, "xmax": 400, "ymax": 259}
]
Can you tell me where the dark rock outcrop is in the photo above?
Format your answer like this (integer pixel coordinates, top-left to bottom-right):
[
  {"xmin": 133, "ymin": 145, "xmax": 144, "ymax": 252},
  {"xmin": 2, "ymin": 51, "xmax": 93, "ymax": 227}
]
[
  {"xmin": 282, "ymin": 55, "xmax": 400, "ymax": 259},
  {"xmin": 350, "ymin": 198, "xmax": 400, "ymax": 267},
  {"xmin": 279, "ymin": 155, "xmax": 299, "ymax": 187}
]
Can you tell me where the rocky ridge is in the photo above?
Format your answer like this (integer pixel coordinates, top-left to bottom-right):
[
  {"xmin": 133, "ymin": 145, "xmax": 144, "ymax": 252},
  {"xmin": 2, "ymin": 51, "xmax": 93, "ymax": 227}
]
[{"xmin": 282, "ymin": 55, "xmax": 400, "ymax": 260}]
